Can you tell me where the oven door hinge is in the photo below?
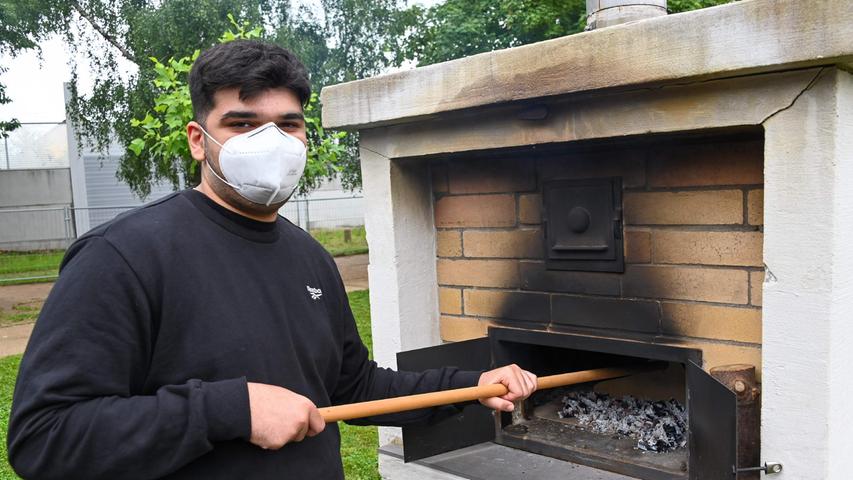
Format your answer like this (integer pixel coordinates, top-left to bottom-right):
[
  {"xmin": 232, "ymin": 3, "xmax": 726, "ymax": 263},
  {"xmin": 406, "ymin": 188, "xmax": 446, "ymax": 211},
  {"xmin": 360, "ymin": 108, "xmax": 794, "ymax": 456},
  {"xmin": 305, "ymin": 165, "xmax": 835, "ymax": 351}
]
[{"xmin": 736, "ymin": 461, "xmax": 783, "ymax": 475}]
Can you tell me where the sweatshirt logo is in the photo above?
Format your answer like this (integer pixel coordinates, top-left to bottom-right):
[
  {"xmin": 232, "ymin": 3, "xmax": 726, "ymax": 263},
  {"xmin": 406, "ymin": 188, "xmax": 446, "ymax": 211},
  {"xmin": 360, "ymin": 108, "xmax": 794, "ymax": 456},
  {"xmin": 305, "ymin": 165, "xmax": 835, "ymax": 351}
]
[{"xmin": 307, "ymin": 285, "xmax": 323, "ymax": 300}]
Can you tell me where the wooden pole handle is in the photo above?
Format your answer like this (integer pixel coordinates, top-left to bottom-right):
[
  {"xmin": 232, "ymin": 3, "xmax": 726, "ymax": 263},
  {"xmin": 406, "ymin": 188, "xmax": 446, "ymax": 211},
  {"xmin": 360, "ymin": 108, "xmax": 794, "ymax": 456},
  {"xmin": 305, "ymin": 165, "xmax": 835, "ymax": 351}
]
[{"xmin": 320, "ymin": 363, "xmax": 660, "ymax": 423}]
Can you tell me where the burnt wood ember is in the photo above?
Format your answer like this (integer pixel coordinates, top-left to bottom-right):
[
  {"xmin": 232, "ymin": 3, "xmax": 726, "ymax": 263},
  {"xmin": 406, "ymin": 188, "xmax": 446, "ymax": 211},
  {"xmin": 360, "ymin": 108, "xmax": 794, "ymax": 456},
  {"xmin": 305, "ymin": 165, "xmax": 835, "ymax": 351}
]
[{"xmin": 558, "ymin": 391, "xmax": 687, "ymax": 453}]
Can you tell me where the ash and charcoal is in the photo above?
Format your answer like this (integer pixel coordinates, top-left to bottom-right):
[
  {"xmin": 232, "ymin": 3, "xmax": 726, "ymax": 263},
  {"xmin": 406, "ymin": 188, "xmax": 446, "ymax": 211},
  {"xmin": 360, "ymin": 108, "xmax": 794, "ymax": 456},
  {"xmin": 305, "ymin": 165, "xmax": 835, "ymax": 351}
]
[{"xmin": 557, "ymin": 391, "xmax": 687, "ymax": 453}]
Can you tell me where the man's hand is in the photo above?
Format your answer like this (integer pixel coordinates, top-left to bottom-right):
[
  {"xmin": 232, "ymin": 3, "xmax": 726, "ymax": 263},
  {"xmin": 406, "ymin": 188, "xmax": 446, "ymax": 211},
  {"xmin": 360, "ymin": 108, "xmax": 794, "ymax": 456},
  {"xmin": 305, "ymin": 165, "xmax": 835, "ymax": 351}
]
[
  {"xmin": 477, "ymin": 364, "xmax": 537, "ymax": 412},
  {"xmin": 246, "ymin": 382, "xmax": 325, "ymax": 450}
]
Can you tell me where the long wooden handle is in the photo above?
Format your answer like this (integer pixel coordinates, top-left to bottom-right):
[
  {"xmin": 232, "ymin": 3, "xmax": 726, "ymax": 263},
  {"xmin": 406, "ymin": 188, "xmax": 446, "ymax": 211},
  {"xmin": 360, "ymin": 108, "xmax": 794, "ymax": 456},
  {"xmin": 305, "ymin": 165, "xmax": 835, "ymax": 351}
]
[{"xmin": 320, "ymin": 364, "xmax": 659, "ymax": 423}]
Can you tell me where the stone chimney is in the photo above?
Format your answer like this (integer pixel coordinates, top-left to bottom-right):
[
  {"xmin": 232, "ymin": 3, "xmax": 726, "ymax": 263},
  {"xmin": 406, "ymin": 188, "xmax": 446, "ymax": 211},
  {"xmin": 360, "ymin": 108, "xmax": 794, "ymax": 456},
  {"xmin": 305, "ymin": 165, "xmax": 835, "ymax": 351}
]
[{"xmin": 586, "ymin": 0, "xmax": 667, "ymax": 30}]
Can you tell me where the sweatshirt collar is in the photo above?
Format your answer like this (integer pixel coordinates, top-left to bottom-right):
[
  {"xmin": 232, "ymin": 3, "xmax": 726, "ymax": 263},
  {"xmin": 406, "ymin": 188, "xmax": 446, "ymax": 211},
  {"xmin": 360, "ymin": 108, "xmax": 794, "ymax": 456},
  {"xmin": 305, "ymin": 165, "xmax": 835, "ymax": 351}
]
[{"xmin": 182, "ymin": 189, "xmax": 280, "ymax": 243}]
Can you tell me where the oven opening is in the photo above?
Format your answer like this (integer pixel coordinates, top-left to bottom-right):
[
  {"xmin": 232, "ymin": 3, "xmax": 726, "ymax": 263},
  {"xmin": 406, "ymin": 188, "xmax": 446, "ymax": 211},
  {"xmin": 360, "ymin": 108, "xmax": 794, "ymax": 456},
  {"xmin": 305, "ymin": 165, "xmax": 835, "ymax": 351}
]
[{"xmin": 491, "ymin": 333, "xmax": 699, "ymax": 480}]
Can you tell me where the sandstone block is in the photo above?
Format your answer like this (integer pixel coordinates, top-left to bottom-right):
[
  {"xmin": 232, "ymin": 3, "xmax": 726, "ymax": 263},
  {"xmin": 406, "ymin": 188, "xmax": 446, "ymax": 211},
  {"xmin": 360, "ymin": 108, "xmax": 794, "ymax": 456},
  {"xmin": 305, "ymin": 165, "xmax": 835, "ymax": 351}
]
[
  {"xmin": 437, "ymin": 259, "xmax": 520, "ymax": 288},
  {"xmin": 448, "ymin": 158, "xmax": 536, "ymax": 194},
  {"xmin": 538, "ymin": 151, "xmax": 646, "ymax": 188},
  {"xmin": 622, "ymin": 265, "xmax": 749, "ymax": 304},
  {"xmin": 551, "ymin": 295, "xmax": 659, "ymax": 333},
  {"xmin": 519, "ymin": 193, "xmax": 542, "ymax": 225},
  {"xmin": 438, "ymin": 287, "xmax": 463, "ymax": 315},
  {"xmin": 463, "ymin": 289, "xmax": 550, "ymax": 324},
  {"xmin": 624, "ymin": 190, "xmax": 742, "ymax": 225},
  {"xmin": 463, "ymin": 229, "xmax": 543, "ymax": 259},
  {"xmin": 431, "ymin": 162, "xmax": 449, "ymax": 193},
  {"xmin": 661, "ymin": 302, "xmax": 762, "ymax": 343},
  {"xmin": 520, "ymin": 261, "xmax": 620, "ymax": 296},
  {"xmin": 625, "ymin": 230, "xmax": 651, "ymax": 263},
  {"xmin": 436, "ymin": 230, "xmax": 462, "ymax": 257},
  {"xmin": 747, "ymin": 189, "xmax": 764, "ymax": 226},
  {"xmin": 440, "ymin": 315, "xmax": 490, "ymax": 342},
  {"xmin": 647, "ymin": 140, "xmax": 763, "ymax": 187},
  {"xmin": 652, "ymin": 231, "xmax": 763, "ymax": 267},
  {"xmin": 750, "ymin": 270, "xmax": 764, "ymax": 306},
  {"xmin": 661, "ymin": 339, "xmax": 762, "ymax": 381},
  {"xmin": 434, "ymin": 194, "xmax": 516, "ymax": 228}
]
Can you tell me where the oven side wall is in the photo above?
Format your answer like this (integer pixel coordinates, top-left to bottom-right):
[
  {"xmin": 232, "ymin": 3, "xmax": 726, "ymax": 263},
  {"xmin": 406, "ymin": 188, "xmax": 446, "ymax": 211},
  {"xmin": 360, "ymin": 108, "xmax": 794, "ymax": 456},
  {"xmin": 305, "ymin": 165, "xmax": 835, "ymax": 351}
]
[{"xmin": 762, "ymin": 68, "xmax": 853, "ymax": 479}]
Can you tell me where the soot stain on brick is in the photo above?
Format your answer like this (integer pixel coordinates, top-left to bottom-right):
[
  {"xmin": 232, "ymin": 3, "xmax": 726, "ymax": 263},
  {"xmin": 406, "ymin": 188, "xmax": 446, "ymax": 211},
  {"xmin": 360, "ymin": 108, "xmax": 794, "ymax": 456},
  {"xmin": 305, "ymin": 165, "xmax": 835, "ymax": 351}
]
[{"xmin": 493, "ymin": 292, "xmax": 550, "ymax": 329}]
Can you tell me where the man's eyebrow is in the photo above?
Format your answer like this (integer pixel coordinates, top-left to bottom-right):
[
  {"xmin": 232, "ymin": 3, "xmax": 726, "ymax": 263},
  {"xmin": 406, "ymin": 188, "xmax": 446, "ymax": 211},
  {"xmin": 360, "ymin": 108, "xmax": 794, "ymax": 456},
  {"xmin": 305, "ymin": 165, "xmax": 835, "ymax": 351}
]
[
  {"xmin": 220, "ymin": 110, "xmax": 258, "ymax": 120},
  {"xmin": 219, "ymin": 111, "xmax": 304, "ymax": 121}
]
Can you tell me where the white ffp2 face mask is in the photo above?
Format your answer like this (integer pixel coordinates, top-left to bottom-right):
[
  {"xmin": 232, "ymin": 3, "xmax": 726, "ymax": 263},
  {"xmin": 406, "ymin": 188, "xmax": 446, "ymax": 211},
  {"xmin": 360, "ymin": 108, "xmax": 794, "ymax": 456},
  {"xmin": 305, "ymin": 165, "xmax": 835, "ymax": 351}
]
[{"xmin": 200, "ymin": 122, "xmax": 307, "ymax": 206}]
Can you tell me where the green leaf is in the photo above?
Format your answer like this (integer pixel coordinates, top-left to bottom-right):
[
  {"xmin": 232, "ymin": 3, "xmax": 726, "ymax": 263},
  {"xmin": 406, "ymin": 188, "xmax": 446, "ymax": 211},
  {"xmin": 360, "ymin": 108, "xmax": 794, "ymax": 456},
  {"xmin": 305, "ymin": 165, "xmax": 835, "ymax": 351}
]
[{"xmin": 128, "ymin": 138, "xmax": 146, "ymax": 156}]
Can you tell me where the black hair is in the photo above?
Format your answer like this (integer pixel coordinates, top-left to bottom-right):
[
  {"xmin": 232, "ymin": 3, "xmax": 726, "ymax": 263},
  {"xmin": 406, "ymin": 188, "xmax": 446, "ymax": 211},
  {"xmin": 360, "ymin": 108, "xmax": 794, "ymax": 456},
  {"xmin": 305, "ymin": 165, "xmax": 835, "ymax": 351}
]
[{"xmin": 188, "ymin": 40, "xmax": 311, "ymax": 125}]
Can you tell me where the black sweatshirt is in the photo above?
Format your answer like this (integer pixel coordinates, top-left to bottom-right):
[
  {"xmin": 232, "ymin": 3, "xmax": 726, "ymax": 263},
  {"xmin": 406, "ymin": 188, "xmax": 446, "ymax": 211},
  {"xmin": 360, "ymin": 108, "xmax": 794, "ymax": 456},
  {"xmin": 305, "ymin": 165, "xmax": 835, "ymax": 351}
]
[{"xmin": 7, "ymin": 189, "xmax": 480, "ymax": 479}]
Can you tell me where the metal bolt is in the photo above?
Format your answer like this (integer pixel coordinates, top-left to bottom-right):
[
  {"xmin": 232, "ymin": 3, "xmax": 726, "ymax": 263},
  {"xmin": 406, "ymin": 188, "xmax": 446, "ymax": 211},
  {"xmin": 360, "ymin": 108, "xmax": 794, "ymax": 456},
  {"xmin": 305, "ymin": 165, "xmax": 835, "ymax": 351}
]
[{"xmin": 734, "ymin": 380, "xmax": 747, "ymax": 393}]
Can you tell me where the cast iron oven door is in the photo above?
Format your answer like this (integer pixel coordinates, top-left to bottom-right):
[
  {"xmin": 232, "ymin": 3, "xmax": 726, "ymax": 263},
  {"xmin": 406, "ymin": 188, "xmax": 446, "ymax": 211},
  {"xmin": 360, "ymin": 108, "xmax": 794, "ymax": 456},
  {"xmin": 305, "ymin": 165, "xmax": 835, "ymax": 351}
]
[
  {"xmin": 542, "ymin": 177, "xmax": 624, "ymax": 272},
  {"xmin": 397, "ymin": 327, "xmax": 737, "ymax": 480}
]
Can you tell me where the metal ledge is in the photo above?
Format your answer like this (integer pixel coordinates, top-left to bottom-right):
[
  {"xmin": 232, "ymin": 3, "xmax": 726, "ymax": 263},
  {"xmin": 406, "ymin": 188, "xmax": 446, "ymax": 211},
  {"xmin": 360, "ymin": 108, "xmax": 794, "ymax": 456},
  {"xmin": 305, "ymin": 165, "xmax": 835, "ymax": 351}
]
[{"xmin": 379, "ymin": 442, "xmax": 636, "ymax": 480}]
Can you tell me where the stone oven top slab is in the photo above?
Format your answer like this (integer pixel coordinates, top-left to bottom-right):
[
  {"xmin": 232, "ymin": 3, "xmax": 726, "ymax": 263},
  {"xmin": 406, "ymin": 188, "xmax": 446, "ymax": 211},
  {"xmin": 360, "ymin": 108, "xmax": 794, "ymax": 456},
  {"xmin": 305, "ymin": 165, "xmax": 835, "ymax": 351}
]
[{"xmin": 320, "ymin": 0, "xmax": 853, "ymax": 131}]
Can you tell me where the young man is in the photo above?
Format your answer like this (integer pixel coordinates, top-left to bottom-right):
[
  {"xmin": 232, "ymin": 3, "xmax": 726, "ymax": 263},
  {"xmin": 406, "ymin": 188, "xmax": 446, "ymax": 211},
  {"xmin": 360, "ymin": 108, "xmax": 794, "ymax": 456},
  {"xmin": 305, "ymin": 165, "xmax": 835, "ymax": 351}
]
[{"xmin": 7, "ymin": 40, "xmax": 537, "ymax": 478}]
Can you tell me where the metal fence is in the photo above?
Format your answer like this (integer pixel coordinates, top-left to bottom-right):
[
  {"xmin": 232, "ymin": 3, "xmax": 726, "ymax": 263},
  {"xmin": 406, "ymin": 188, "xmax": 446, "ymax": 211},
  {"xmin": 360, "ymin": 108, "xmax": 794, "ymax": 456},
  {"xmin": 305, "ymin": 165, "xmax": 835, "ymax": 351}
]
[
  {"xmin": 0, "ymin": 195, "xmax": 364, "ymax": 285},
  {"xmin": 281, "ymin": 195, "xmax": 366, "ymax": 230},
  {"xmin": 0, "ymin": 121, "xmax": 69, "ymax": 170}
]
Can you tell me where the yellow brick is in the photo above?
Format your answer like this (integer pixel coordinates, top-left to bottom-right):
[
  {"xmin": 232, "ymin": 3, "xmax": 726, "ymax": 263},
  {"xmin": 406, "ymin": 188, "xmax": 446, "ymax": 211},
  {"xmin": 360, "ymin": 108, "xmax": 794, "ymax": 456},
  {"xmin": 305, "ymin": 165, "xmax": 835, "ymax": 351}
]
[
  {"xmin": 538, "ymin": 150, "xmax": 646, "ymax": 188},
  {"xmin": 448, "ymin": 158, "xmax": 535, "ymax": 194},
  {"xmin": 747, "ymin": 189, "xmax": 764, "ymax": 226},
  {"xmin": 624, "ymin": 230, "xmax": 651, "ymax": 263},
  {"xmin": 622, "ymin": 265, "xmax": 749, "ymax": 304},
  {"xmin": 440, "ymin": 315, "xmax": 490, "ymax": 342},
  {"xmin": 437, "ymin": 259, "xmax": 520, "ymax": 288},
  {"xmin": 463, "ymin": 289, "xmax": 549, "ymax": 322},
  {"xmin": 519, "ymin": 194, "xmax": 542, "ymax": 225},
  {"xmin": 431, "ymin": 162, "xmax": 448, "ymax": 193},
  {"xmin": 624, "ymin": 190, "xmax": 743, "ymax": 225},
  {"xmin": 663, "ymin": 339, "xmax": 763, "ymax": 381},
  {"xmin": 750, "ymin": 270, "xmax": 764, "ymax": 306},
  {"xmin": 436, "ymin": 230, "xmax": 462, "ymax": 257},
  {"xmin": 463, "ymin": 229, "xmax": 543, "ymax": 258},
  {"xmin": 651, "ymin": 231, "xmax": 763, "ymax": 267},
  {"xmin": 647, "ymin": 140, "xmax": 763, "ymax": 187},
  {"xmin": 662, "ymin": 302, "xmax": 762, "ymax": 343},
  {"xmin": 434, "ymin": 194, "xmax": 516, "ymax": 228},
  {"xmin": 438, "ymin": 287, "xmax": 462, "ymax": 315}
]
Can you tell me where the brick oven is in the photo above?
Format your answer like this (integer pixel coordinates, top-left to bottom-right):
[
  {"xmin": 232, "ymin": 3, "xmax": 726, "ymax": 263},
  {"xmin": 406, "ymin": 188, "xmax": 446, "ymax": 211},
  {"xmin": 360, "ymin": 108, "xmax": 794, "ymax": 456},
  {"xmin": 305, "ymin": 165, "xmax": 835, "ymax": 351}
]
[{"xmin": 320, "ymin": 1, "xmax": 853, "ymax": 478}]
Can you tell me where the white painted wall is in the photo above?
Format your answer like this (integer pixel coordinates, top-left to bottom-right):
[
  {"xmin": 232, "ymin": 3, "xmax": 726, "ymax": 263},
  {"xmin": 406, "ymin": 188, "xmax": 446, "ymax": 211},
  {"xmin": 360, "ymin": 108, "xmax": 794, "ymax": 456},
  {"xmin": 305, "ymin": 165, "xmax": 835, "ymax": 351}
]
[
  {"xmin": 762, "ymin": 68, "xmax": 853, "ymax": 479},
  {"xmin": 359, "ymin": 145, "xmax": 441, "ymax": 446}
]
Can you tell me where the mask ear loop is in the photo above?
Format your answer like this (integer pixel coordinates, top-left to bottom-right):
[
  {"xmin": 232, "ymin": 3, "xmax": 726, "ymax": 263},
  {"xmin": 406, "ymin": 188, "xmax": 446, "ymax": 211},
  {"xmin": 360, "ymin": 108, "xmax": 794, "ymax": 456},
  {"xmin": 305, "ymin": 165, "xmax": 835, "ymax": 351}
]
[
  {"xmin": 264, "ymin": 185, "xmax": 281, "ymax": 207},
  {"xmin": 198, "ymin": 125, "xmax": 241, "ymax": 191}
]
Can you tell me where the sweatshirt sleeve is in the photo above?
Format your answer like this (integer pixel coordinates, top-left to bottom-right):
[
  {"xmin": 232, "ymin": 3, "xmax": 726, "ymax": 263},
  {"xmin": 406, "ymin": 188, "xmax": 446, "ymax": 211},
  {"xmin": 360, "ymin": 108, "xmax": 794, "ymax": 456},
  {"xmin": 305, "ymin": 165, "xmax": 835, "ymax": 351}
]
[
  {"xmin": 329, "ymin": 281, "xmax": 482, "ymax": 427},
  {"xmin": 6, "ymin": 236, "xmax": 251, "ymax": 480}
]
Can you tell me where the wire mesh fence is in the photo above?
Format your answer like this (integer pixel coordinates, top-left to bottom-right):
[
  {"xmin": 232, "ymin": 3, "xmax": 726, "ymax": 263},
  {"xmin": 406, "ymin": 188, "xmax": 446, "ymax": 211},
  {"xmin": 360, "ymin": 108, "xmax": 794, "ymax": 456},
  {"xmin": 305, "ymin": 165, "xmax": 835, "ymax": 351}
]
[
  {"xmin": 281, "ymin": 195, "xmax": 365, "ymax": 230},
  {"xmin": 0, "ymin": 122, "xmax": 69, "ymax": 170},
  {"xmin": 0, "ymin": 206, "xmax": 74, "ymax": 285},
  {"xmin": 0, "ymin": 195, "xmax": 365, "ymax": 285}
]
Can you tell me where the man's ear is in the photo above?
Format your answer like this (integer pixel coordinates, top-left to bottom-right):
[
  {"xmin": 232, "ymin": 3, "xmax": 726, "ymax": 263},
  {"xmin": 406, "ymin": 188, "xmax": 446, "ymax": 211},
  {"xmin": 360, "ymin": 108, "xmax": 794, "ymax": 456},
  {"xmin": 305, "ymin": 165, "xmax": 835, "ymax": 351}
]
[{"xmin": 187, "ymin": 121, "xmax": 207, "ymax": 162}]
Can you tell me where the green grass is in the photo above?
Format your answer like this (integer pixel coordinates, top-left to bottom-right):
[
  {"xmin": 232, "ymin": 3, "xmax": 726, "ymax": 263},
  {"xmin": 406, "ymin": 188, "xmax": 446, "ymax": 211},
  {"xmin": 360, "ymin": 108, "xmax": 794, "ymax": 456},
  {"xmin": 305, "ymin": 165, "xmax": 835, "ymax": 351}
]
[
  {"xmin": 0, "ymin": 304, "xmax": 40, "ymax": 327},
  {"xmin": 1, "ymin": 354, "xmax": 22, "ymax": 480},
  {"xmin": 0, "ymin": 227, "xmax": 367, "ymax": 286},
  {"xmin": 340, "ymin": 289, "xmax": 380, "ymax": 480},
  {"xmin": 0, "ymin": 290, "xmax": 378, "ymax": 479},
  {"xmin": 311, "ymin": 226, "xmax": 369, "ymax": 257},
  {"xmin": 0, "ymin": 251, "xmax": 64, "ymax": 286}
]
